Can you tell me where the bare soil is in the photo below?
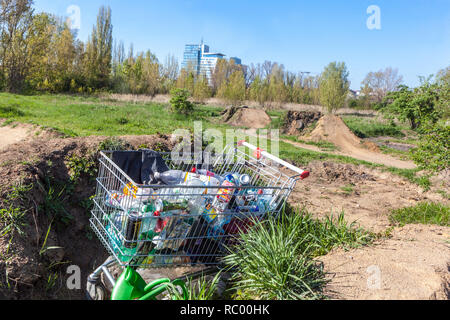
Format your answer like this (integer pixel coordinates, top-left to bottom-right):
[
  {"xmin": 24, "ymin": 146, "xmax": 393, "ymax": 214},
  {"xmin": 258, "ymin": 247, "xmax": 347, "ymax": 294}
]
[
  {"xmin": 222, "ymin": 106, "xmax": 272, "ymax": 129},
  {"xmin": 319, "ymin": 225, "xmax": 449, "ymax": 300}
]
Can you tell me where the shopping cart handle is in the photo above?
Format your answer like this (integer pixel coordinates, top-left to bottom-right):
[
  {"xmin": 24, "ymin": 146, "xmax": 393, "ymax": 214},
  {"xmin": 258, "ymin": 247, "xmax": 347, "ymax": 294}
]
[{"xmin": 237, "ymin": 140, "xmax": 309, "ymax": 178}]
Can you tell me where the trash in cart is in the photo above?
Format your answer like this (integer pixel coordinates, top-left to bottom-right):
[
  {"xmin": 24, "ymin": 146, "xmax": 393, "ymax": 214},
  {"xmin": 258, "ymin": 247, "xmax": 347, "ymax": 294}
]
[
  {"xmin": 90, "ymin": 141, "xmax": 309, "ymax": 269},
  {"xmin": 87, "ymin": 141, "xmax": 309, "ymax": 300}
]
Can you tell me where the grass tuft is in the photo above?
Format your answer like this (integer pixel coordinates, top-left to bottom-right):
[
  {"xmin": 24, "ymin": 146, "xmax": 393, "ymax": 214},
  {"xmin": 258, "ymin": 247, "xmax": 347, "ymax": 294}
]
[
  {"xmin": 390, "ymin": 202, "xmax": 449, "ymax": 227},
  {"xmin": 223, "ymin": 208, "xmax": 374, "ymax": 300}
]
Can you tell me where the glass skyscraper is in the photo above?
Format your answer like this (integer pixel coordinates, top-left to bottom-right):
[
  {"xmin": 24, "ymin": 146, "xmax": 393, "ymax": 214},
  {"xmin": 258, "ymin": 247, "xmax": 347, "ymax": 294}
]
[
  {"xmin": 181, "ymin": 44, "xmax": 209, "ymax": 75},
  {"xmin": 181, "ymin": 42, "xmax": 241, "ymax": 85}
]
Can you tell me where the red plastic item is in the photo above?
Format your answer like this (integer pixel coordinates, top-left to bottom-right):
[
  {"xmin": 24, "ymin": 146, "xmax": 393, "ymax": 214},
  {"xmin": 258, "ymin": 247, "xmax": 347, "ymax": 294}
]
[
  {"xmin": 300, "ymin": 171, "xmax": 310, "ymax": 180},
  {"xmin": 254, "ymin": 148, "xmax": 263, "ymax": 160},
  {"xmin": 154, "ymin": 211, "xmax": 168, "ymax": 233}
]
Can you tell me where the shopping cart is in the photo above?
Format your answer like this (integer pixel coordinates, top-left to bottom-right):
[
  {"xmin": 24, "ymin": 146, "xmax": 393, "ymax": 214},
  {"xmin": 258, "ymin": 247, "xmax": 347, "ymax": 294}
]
[{"xmin": 86, "ymin": 141, "xmax": 309, "ymax": 300}]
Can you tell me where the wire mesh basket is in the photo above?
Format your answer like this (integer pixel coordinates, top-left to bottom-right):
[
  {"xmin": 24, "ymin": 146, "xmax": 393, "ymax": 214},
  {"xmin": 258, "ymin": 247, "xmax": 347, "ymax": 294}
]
[{"xmin": 89, "ymin": 142, "xmax": 309, "ymax": 268}]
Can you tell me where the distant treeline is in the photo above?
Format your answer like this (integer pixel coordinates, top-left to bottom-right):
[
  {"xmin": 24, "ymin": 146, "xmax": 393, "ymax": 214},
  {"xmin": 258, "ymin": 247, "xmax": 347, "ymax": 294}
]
[{"xmin": 0, "ymin": 1, "xmax": 448, "ymax": 112}]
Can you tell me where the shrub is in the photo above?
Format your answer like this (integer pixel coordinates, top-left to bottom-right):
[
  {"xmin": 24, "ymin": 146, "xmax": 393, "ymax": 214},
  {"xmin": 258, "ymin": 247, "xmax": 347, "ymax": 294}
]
[
  {"xmin": 167, "ymin": 273, "xmax": 222, "ymax": 300},
  {"xmin": 170, "ymin": 88, "xmax": 194, "ymax": 115},
  {"xmin": 410, "ymin": 123, "xmax": 449, "ymax": 172},
  {"xmin": 66, "ymin": 153, "xmax": 98, "ymax": 183},
  {"xmin": 98, "ymin": 137, "xmax": 134, "ymax": 151}
]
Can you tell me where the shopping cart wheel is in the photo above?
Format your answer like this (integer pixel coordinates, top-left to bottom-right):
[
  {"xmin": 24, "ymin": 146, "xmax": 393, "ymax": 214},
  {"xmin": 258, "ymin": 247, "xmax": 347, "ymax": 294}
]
[{"xmin": 86, "ymin": 279, "xmax": 108, "ymax": 301}]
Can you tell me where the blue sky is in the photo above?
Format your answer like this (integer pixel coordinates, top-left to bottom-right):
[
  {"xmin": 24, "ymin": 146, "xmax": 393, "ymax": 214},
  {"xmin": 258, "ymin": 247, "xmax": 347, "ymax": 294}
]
[{"xmin": 33, "ymin": 0, "xmax": 450, "ymax": 89}]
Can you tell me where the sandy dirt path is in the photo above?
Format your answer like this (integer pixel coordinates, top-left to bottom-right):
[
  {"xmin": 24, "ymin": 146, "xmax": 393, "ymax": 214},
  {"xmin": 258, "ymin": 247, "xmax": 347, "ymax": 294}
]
[
  {"xmin": 281, "ymin": 137, "xmax": 417, "ymax": 169},
  {"xmin": 246, "ymin": 128, "xmax": 416, "ymax": 170},
  {"xmin": 319, "ymin": 225, "xmax": 450, "ymax": 300},
  {"xmin": 0, "ymin": 124, "xmax": 33, "ymax": 151}
]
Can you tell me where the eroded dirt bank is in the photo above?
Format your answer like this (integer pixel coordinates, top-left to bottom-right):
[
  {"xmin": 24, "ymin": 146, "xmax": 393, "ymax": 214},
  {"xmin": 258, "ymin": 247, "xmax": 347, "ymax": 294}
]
[{"xmin": 0, "ymin": 131, "xmax": 173, "ymax": 299}]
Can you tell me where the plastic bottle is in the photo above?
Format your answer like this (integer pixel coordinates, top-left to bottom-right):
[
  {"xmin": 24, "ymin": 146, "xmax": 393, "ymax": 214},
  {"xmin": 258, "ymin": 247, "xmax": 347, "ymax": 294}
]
[
  {"xmin": 182, "ymin": 178, "xmax": 206, "ymax": 198},
  {"xmin": 211, "ymin": 213, "xmax": 231, "ymax": 236},
  {"xmin": 191, "ymin": 167, "xmax": 216, "ymax": 177},
  {"xmin": 187, "ymin": 196, "xmax": 207, "ymax": 216},
  {"xmin": 155, "ymin": 170, "xmax": 221, "ymax": 198},
  {"xmin": 154, "ymin": 170, "xmax": 186, "ymax": 185}
]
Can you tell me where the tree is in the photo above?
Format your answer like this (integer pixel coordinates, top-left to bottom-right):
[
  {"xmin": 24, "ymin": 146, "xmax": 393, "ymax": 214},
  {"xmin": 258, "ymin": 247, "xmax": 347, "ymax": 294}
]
[
  {"xmin": 28, "ymin": 16, "xmax": 78, "ymax": 92},
  {"xmin": 193, "ymin": 74, "xmax": 212, "ymax": 104},
  {"xmin": 84, "ymin": 5, "xmax": 112, "ymax": 89},
  {"xmin": 140, "ymin": 50, "xmax": 160, "ymax": 96},
  {"xmin": 411, "ymin": 122, "xmax": 449, "ymax": 173},
  {"xmin": 361, "ymin": 67, "xmax": 403, "ymax": 103},
  {"xmin": 217, "ymin": 69, "xmax": 246, "ymax": 107},
  {"xmin": 436, "ymin": 66, "xmax": 450, "ymax": 87},
  {"xmin": 267, "ymin": 63, "xmax": 289, "ymax": 107},
  {"xmin": 319, "ymin": 62, "xmax": 350, "ymax": 113},
  {"xmin": 383, "ymin": 80, "xmax": 443, "ymax": 130},
  {"xmin": 161, "ymin": 54, "xmax": 179, "ymax": 93},
  {"xmin": 170, "ymin": 88, "xmax": 194, "ymax": 115},
  {"xmin": 0, "ymin": 0, "xmax": 35, "ymax": 92},
  {"xmin": 211, "ymin": 58, "xmax": 241, "ymax": 94},
  {"xmin": 249, "ymin": 75, "xmax": 269, "ymax": 107}
]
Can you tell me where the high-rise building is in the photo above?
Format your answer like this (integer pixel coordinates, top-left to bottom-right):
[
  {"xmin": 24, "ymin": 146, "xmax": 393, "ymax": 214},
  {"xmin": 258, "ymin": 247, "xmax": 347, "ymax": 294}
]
[
  {"xmin": 181, "ymin": 44, "xmax": 207, "ymax": 74},
  {"xmin": 181, "ymin": 42, "xmax": 241, "ymax": 85}
]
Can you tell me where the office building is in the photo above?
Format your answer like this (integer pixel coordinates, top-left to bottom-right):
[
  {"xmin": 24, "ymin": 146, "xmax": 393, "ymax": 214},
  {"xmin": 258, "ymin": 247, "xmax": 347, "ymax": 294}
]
[{"xmin": 182, "ymin": 42, "xmax": 241, "ymax": 85}]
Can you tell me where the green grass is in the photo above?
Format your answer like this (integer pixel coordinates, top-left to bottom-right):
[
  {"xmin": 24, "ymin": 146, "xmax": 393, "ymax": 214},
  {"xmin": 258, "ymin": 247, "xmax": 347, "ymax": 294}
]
[
  {"xmin": 0, "ymin": 206, "xmax": 27, "ymax": 237},
  {"xmin": 223, "ymin": 208, "xmax": 374, "ymax": 300},
  {"xmin": 0, "ymin": 183, "xmax": 33, "ymax": 238},
  {"xmin": 265, "ymin": 110, "xmax": 288, "ymax": 130},
  {"xmin": 167, "ymin": 273, "xmax": 222, "ymax": 301},
  {"xmin": 37, "ymin": 177, "xmax": 74, "ymax": 227},
  {"xmin": 281, "ymin": 135, "xmax": 338, "ymax": 151},
  {"xmin": 342, "ymin": 116, "xmax": 406, "ymax": 138},
  {"xmin": 0, "ymin": 93, "xmax": 226, "ymax": 137},
  {"xmin": 390, "ymin": 202, "xmax": 449, "ymax": 227},
  {"xmin": 341, "ymin": 184, "xmax": 355, "ymax": 195},
  {"xmin": 379, "ymin": 145, "xmax": 411, "ymax": 160},
  {"xmin": 1, "ymin": 93, "xmax": 430, "ymax": 190},
  {"xmin": 436, "ymin": 190, "xmax": 450, "ymax": 200}
]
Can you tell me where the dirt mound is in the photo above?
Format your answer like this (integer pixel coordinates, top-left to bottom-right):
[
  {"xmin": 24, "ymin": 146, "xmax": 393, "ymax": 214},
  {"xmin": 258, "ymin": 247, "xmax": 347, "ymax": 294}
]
[
  {"xmin": 292, "ymin": 114, "xmax": 420, "ymax": 169},
  {"xmin": 222, "ymin": 106, "xmax": 272, "ymax": 129},
  {"xmin": 0, "ymin": 134, "xmax": 174, "ymax": 300},
  {"xmin": 308, "ymin": 115, "xmax": 366, "ymax": 147},
  {"xmin": 319, "ymin": 224, "xmax": 450, "ymax": 300},
  {"xmin": 283, "ymin": 111, "xmax": 323, "ymax": 135},
  {"xmin": 312, "ymin": 162, "xmax": 376, "ymax": 184},
  {"xmin": 306, "ymin": 114, "xmax": 380, "ymax": 153}
]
